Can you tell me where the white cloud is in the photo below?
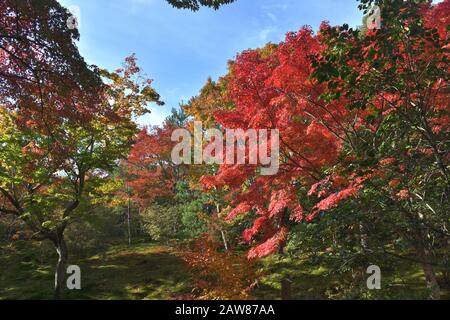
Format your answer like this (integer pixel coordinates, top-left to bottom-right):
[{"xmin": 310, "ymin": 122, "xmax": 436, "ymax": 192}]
[
  {"xmin": 138, "ymin": 107, "xmax": 170, "ymax": 127},
  {"xmin": 261, "ymin": 3, "xmax": 289, "ymax": 11},
  {"xmin": 129, "ymin": 0, "xmax": 155, "ymax": 14},
  {"xmin": 259, "ymin": 27, "xmax": 277, "ymax": 42},
  {"xmin": 267, "ymin": 12, "xmax": 277, "ymax": 23}
]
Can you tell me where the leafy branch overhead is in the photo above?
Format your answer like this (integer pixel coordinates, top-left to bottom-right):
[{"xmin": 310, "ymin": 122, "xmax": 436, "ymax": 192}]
[{"xmin": 166, "ymin": 0, "xmax": 236, "ymax": 11}]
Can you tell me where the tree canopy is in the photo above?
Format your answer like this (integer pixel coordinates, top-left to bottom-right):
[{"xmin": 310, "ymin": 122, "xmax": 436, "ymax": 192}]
[{"xmin": 166, "ymin": 0, "xmax": 236, "ymax": 11}]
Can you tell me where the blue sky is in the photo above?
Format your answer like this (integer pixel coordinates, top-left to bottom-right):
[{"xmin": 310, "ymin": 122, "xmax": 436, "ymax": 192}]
[{"xmin": 58, "ymin": 0, "xmax": 366, "ymax": 126}]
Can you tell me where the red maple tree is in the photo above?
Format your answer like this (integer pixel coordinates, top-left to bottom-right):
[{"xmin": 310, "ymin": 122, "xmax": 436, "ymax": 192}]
[
  {"xmin": 201, "ymin": 0, "xmax": 449, "ymax": 264},
  {"xmin": 127, "ymin": 124, "xmax": 179, "ymax": 207}
]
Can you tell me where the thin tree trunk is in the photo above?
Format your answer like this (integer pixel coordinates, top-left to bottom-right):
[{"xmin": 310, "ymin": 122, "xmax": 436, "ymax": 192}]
[
  {"xmin": 359, "ymin": 222, "xmax": 368, "ymax": 250},
  {"xmin": 278, "ymin": 241, "xmax": 292, "ymax": 300},
  {"xmin": 127, "ymin": 197, "xmax": 132, "ymax": 246},
  {"xmin": 54, "ymin": 235, "xmax": 68, "ymax": 300},
  {"xmin": 278, "ymin": 210, "xmax": 292, "ymax": 300},
  {"xmin": 415, "ymin": 239, "xmax": 440, "ymax": 300},
  {"xmin": 216, "ymin": 203, "xmax": 228, "ymax": 251},
  {"xmin": 220, "ymin": 229, "xmax": 229, "ymax": 251},
  {"xmin": 281, "ymin": 278, "xmax": 292, "ymax": 300},
  {"xmin": 444, "ymin": 237, "xmax": 450, "ymax": 286}
]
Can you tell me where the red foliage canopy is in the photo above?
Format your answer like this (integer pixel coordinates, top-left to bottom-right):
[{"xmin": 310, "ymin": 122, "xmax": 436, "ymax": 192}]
[
  {"xmin": 127, "ymin": 125, "xmax": 178, "ymax": 207},
  {"xmin": 201, "ymin": 27, "xmax": 353, "ymax": 258},
  {"xmin": 202, "ymin": 0, "xmax": 449, "ymax": 259}
]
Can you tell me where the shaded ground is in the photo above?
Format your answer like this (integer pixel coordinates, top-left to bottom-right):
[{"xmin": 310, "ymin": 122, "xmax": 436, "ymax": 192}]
[
  {"xmin": 1, "ymin": 241, "xmax": 448, "ymax": 300},
  {"xmin": 254, "ymin": 255, "xmax": 450, "ymax": 300},
  {"xmin": 0, "ymin": 242, "xmax": 192, "ymax": 300}
]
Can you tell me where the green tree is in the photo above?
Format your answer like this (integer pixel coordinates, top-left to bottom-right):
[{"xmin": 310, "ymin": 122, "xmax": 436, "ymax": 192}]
[
  {"xmin": 0, "ymin": 56, "xmax": 162, "ymax": 299},
  {"xmin": 142, "ymin": 204, "xmax": 182, "ymax": 241}
]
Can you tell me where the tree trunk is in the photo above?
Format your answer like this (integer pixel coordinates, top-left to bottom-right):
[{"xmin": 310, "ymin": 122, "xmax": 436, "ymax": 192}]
[
  {"xmin": 54, "ymin": 235, "xmax": 68, "ymax": 300},
  {"xmin": 278, "ymin": 230, "xmax": 292, "ymax": 300},
  {"xmin": 444, "ymin": 237, "xmax": 450, "ymax": 286},
  {"xmin": 415, "ymin": 239, "xmax": 440, "ymax": 300},
  {"xmin": 216, "ymin": 203, "xmax": 228, "ymax": 251},
  {"xmin": 127, "ymin": 197, "xmax": 132, "ymax": 246},
  {"xmin": 281, "ymin": 278, "xmax": 292, "ymax": 300},
  {"xmin": 278, "ymin": 209, "xmax": 292, "ymax": 300},
  {"xmin": 220, "ymin": 229, "xmax": 229, "ymax": 251},
  {"xmin": 359, "ymin": 222, "xmax": 368, "ymax": 250}
]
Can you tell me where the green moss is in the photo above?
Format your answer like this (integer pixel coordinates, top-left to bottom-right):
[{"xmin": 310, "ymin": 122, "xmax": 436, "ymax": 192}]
[
  {"xmin": 0, "ymin": 242, "xmax": 192, "ymax": 300},
  {"xmin": 252, "ymin": 254, "xmax": 450, "ymax": 300},
  {"xmin": 1, "ymin": 241, "xmax": 448, "ymax": 300}
]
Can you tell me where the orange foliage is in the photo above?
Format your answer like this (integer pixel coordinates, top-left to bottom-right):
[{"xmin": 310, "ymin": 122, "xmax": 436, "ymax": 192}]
[{"xmin": 180, "ymin": 237, "xmax": 260, "ymax": 300}]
